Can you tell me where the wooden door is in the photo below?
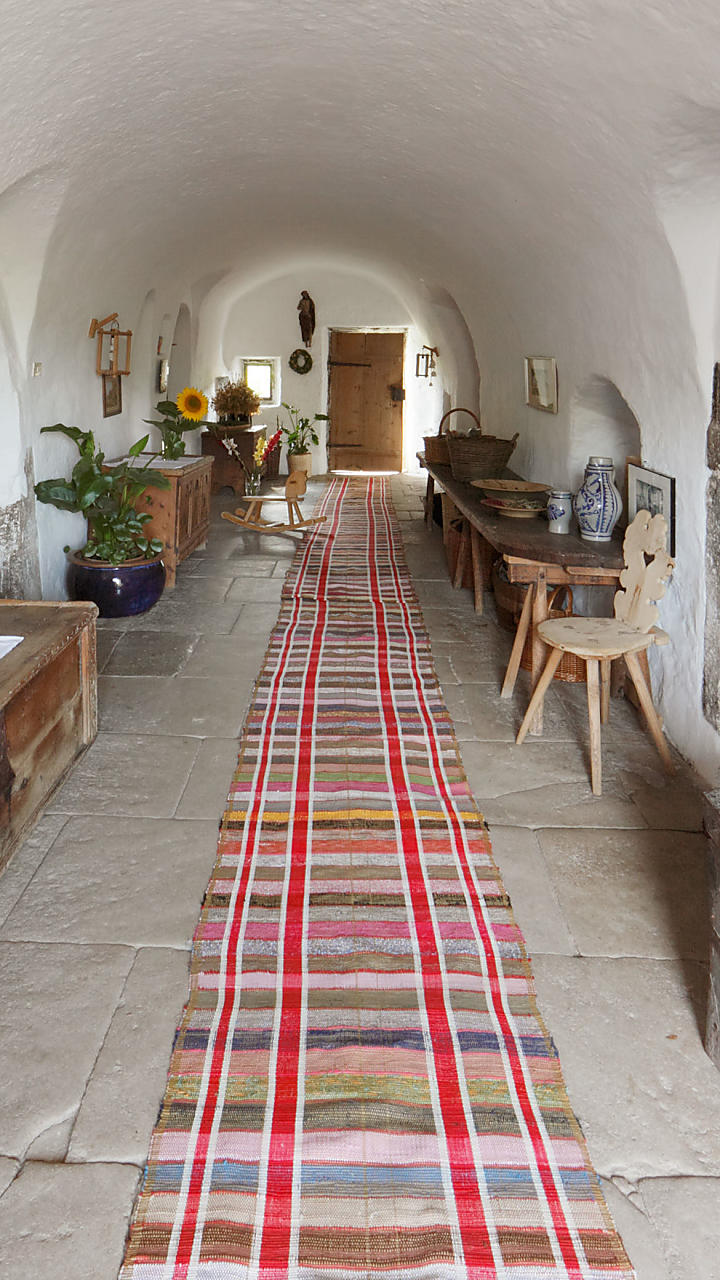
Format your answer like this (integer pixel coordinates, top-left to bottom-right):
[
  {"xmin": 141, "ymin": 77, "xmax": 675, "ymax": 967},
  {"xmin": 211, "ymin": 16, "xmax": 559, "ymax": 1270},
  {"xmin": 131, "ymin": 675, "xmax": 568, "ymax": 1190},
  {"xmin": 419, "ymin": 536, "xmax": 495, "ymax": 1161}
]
[{"xmin": 328, "ymin": 331, "xmax": 404, "ymax": 471}]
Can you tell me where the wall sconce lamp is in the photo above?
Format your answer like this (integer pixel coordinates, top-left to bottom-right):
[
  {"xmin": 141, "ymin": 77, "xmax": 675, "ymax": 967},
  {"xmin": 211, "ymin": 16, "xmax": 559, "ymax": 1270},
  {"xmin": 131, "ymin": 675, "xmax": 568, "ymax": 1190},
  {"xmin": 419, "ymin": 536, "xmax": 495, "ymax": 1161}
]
[
  {"xmin": 89, "ymin": 313, "xmax": 133, "ymax": 376},
  {"xmin": 415, "ymin": 345, "xmax": 439, "ymax": 379}
]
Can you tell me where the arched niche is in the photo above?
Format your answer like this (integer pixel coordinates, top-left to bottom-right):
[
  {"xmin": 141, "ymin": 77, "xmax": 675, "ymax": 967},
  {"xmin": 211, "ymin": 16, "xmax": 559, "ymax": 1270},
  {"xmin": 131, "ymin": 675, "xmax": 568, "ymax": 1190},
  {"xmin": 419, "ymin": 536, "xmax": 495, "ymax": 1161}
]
[
  {"xmin": 568, "ymin": 376, "xmax": 642, "ymax": 511},
  {"xmin": 167, "ymin": 304, "xmax": 192, "ymax": 402}
]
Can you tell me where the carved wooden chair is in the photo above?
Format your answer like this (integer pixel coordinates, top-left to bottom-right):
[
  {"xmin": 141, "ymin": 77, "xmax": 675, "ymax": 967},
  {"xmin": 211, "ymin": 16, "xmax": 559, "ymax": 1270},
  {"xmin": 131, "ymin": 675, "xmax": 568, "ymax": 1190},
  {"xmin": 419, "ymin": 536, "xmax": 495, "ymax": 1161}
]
[
  {"xmin": 221, "ymin": 470, "xmax": 326, "ymax": 534},
  {"xmin": 515, "ymin": 509, "xmax": 674, "ymax": 794}
]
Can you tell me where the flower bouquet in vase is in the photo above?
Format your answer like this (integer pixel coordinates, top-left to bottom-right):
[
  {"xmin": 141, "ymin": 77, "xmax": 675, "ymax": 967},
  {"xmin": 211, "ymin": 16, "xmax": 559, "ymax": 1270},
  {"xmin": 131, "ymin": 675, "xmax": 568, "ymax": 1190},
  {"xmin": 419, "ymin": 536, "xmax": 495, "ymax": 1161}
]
[{"xmin": 242, "ymin": 429, "xmax": 282, "ymax": 493}]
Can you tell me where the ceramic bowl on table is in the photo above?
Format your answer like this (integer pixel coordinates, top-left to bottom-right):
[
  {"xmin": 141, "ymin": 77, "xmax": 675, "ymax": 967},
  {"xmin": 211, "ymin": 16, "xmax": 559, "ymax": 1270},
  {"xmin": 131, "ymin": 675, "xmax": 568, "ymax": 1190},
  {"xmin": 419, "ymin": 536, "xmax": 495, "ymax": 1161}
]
[{"xmin": 471, "ymin": 478, "xmax": 551, "ymax": 518}]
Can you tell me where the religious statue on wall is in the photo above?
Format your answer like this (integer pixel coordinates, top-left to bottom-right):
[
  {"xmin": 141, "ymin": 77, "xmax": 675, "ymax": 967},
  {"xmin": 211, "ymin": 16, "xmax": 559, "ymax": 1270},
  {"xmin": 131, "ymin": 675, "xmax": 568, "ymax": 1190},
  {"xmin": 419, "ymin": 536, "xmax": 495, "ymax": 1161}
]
[{"xmin": 297, "ymin": 290, "xmax": 316, "ymax": 347}]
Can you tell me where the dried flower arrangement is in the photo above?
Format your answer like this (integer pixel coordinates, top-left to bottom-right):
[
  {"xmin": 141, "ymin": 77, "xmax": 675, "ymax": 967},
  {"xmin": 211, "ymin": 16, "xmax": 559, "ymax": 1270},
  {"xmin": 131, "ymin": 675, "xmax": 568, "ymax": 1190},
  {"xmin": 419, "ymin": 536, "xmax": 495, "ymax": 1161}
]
[{"xmin": 211, "ymin": 379, "xmax": 261, "ymax": 424}]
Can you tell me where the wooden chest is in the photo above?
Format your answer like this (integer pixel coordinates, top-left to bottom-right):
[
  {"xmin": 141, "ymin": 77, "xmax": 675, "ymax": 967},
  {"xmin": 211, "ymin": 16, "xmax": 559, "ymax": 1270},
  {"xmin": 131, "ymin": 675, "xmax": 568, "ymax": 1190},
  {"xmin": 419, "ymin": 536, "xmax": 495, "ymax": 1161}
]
[
  {"xmin": 0, "ymin": 601, "xmax": 98, "ymax": 872},
  {"xmin": 132, "ymin": 455, "xmax": 213, "ymax": 587}
]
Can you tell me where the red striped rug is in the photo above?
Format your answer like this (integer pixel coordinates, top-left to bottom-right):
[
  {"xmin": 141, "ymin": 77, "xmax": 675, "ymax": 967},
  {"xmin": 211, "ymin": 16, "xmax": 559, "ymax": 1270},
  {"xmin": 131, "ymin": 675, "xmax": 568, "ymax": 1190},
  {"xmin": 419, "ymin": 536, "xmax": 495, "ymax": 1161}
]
[{"xmin": 120, "ymin": 477, "xmax": 634, "ymax": 1279}]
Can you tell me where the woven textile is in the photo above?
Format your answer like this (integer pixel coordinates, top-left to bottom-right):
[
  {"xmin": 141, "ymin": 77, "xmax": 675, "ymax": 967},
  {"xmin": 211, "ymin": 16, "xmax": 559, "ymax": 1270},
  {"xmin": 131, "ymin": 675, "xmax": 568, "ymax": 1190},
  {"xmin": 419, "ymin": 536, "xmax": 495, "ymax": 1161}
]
[{"xmin": 120, "ymin": 477, "xmax": 634, "ymax": 1280}]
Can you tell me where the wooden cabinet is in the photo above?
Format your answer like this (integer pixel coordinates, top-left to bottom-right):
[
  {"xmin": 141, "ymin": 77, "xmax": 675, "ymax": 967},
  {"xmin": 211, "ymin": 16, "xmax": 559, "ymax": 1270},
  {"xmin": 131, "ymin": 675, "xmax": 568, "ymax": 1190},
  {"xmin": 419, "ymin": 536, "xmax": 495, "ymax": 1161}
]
[
  {"xmin": 201, "ymin": 426, "xmax": 280, "ymax": 495},
  {"xmin": 0, "ymin": 601, "xmax": 97, "ymax": 871},
  {"xmin": 133, "ymin": 455, "xmax": 213, "ymax": 587}
]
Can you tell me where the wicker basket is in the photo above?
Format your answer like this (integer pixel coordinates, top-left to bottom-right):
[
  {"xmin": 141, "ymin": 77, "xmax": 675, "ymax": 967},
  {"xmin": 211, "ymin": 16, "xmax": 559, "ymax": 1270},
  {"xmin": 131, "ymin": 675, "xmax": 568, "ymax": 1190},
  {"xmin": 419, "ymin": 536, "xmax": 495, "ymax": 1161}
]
[
  {"xmin": 423, "ymin": 434, "xmax": 451, "ymax": 465},
  {"xmin": 423, "ymin": 407, "xmax": 463, "ymax": 465},
  {"xmin": 445, "ymin": 410, "xmax": 519, "ymax": 482}
]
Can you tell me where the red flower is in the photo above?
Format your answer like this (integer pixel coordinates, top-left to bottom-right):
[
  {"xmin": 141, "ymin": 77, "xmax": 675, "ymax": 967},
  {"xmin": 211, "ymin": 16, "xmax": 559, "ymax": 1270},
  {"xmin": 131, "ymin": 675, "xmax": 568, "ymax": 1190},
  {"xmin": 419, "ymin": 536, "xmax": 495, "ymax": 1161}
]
[{"xmin": 262, "ymin": 429, "xmax": 282, "ymax": 462}]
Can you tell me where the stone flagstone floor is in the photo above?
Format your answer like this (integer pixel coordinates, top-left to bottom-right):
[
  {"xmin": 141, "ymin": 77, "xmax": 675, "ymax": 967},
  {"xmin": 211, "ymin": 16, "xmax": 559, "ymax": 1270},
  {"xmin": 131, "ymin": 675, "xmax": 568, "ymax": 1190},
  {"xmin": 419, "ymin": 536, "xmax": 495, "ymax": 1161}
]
[{"xmin": 0, "ymin": 474, "xmax": 718, "ymax": 1279}]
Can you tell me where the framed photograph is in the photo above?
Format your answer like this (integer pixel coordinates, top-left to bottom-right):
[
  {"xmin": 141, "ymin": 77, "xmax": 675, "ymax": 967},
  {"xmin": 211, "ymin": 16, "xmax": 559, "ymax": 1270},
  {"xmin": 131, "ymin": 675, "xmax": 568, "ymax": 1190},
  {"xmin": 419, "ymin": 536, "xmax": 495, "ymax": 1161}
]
[
  {"xmin": 157, "ymin": 358, "xmax": 169, "ymax": 394},
  {"xmin": 102, "ymin": 373, "xmax": 122, "ymax": 417},
  {"xmin": 627, "ymin": 462, "xmax": 676, "ymax": 556},
  {"xmin": 525, "ymin": 356, "xmax": 558, "ymax": 413}
]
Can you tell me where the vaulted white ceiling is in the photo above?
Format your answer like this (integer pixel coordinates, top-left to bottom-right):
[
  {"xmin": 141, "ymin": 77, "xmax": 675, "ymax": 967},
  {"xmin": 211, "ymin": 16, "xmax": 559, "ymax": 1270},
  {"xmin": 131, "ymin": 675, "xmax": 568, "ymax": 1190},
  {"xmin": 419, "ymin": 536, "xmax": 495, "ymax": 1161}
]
[{"xmin": 5, "ymin": 0, "xmax": 720, "ymax": 306}]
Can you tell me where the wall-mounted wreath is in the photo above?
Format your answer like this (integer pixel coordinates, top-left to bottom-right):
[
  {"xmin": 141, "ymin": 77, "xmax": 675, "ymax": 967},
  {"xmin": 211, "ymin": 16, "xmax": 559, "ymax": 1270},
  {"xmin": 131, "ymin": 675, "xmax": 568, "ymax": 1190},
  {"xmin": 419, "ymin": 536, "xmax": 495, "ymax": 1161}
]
[{"xmin": 289, "ymin": 348, "xmax": 313, "ymax": 375}]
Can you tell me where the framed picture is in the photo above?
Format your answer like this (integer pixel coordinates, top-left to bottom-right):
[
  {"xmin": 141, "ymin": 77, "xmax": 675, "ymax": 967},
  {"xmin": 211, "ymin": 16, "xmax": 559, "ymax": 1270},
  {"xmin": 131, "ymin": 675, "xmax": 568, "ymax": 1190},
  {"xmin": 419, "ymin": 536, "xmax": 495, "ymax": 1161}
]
[
  {"xmin": 525, "ymin": 356, "xmax": 558, "ymax": 413},
  {"xmin": 627, "ymin": 462, "xmax": 676, "ymax": 556},
  {"xmin": 102, "ymin": 373, "xmax": 122, "ymax": 417},
  {"xmin": 157, "ymin": 359, "xmax": 169, "ymax": 394}
]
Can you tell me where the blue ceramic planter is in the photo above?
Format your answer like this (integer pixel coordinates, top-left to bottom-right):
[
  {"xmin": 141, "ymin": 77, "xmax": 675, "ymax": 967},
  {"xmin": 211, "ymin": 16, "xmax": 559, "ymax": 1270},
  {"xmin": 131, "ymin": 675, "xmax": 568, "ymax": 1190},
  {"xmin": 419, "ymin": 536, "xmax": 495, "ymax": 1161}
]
[{"xmin": 68, "ymin": 554, "xmax": 166, "ymax": 618}]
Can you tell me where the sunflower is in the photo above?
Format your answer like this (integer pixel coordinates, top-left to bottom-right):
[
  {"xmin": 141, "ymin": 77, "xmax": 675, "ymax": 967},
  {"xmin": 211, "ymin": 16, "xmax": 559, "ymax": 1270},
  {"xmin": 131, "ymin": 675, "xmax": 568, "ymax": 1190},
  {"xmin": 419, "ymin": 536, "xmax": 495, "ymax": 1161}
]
[{"xmin": 176, "ymin": 387, "xmax": 208, "ymax": 421}]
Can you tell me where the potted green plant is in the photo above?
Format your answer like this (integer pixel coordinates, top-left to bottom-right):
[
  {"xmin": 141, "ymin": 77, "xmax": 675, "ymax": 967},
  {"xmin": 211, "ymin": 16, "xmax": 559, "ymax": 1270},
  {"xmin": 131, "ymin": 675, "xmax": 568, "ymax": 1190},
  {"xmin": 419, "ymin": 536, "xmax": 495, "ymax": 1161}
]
[
  {"xmin": 34, "ymin": 424, "xmax": 171, "ymax": 617},
  {"xmin": 281, "ymin": 402, "xmax": 329, "ymax": 476},
  {"xmin": 212, "ymin": 379, "xmax": 261, "ymax": 427},
  {"xmin": 144, "ymin": 386, "xmax": 209, "ymax": 459}
]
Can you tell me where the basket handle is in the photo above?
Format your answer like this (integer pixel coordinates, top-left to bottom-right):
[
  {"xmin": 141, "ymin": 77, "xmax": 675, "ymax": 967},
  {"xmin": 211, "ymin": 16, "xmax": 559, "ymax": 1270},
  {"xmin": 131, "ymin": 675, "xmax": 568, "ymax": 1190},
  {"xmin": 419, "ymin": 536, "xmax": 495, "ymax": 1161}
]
[
  {"xmin": 547, "ymin": 585, "xmax": 574, "ymax": 616},
  {"xmin": 438, "ymin": 408, "xmax": 482, "ymax": 436}
]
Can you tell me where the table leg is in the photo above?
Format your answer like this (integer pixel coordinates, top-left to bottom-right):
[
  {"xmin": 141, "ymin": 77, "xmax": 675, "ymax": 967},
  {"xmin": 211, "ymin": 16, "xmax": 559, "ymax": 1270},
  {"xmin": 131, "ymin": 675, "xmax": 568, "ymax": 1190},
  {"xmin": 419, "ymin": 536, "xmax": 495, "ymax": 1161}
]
[
  {"xmin": 528, "ymin": 567, "xmax": 548, "ymax": 735},
  {"xmin": 501, "ymin": 583, "xmax": 534, "ymax": 698},
  {"xmin": 453, "ymin": 520, "xmax": 469, "ymax": 590},
  {"xmin": 469, "ymin": 525, "xmax": 484, "ymax": 615},
  {"xmin": 440, "ymin": 494, "xmax": 453, "ymax": 550},
  {"xmin": 424, "ymin": 474, "xmax": 435, "ymax": 528}
]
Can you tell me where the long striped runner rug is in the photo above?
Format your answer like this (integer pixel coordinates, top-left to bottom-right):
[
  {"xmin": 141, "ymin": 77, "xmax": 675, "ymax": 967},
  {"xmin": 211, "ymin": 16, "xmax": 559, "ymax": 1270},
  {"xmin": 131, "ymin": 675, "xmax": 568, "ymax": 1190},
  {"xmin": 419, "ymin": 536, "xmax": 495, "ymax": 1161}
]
[{"xmin": 120, "ymin": 477, "xmax": 634, "ymax": 1280}]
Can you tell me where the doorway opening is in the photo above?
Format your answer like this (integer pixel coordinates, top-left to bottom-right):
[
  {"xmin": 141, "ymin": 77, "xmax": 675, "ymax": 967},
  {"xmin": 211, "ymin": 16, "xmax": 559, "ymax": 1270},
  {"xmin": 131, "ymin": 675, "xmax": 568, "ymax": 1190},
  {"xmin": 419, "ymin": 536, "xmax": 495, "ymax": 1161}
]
[{"xmin": 327, "ymin": 330, "xmax": 405, "ymax": 472}]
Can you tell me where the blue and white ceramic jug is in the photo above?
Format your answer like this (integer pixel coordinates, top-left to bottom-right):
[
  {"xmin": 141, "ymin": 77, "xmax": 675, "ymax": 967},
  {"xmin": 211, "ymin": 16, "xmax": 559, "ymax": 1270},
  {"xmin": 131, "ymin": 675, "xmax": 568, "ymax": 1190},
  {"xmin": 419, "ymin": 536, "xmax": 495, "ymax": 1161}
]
[
  {"xmin": 573, "ymin": 456, "xmax": 622, "ymax": 542},
  {"xmin": 546, "ymin": 490, "xmax": 573, "ymax": 534}
]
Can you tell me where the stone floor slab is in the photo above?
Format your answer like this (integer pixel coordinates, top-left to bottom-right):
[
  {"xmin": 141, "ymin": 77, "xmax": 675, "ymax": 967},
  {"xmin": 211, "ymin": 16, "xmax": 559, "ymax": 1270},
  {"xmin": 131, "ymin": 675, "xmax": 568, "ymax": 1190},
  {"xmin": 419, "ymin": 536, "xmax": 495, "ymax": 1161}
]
[
  {"xmin": 537, "ymin": 827, "xmax": 708, "ymax": 959},
  {"xmin": 481, "ymin": 780, "xmax": 649, "ymax": 828},
  {"xmin": 444, "ymin": 679, "xmax": 575, "ymax": 742},
  {"xmin": 225, "ymin": 575, "xmax": 286, "ymax": 603},
  {"xmin": 184, "ymin": 554, "xmax": 275, "ymax": 577},
  {"xmin": 0, "ymin": 1158, "xmax": 19, "ymax": 1199},
  {"xmin": 47, "ymin": 733, "xmax": 199, "ymax": 817},
  {"xmin": 484, "ymin": 825, "xmax": 577, "ymax": 955},
  {"xmin": 0, "ymin": 941, "xmax": 133, "ymax": 1157},
  {"xmin": 177, "ymin": 737, "xmax": 242, "ymax": 818},
  {"xmin": 0, "ymin": 1161, "xmax": 140, "ymax": 1280},
  {"xmin": 96, "ymin": 629, "xmax": 120, "ymax": 671},
  {"xmin": 98, "ymin": 674, "xmax": 251, "ymax": 736},
  {"xmin": 231, "ymin": 602, "xmax": 284, "ymax": 635},
  {"xmin": 101, "ymin": 630, "xmax": 198, "ymax": 676},
  {"xmin": 69, "ymin": 946, "xmax": 190, "ymax": 1164},
  {"xmin": 637, "ymin": 1175, "xmax": 720, "ymax": 1280},
  {"xmin": 625, "ymin": 773, "xmax": 704, "ymax": 832},
  {"xmin": 0, "ymin": 813, "xmax": 68, "ymax": 927},
  {"xmin": 0, "ymin": 816, "xmax": 219, "ymax": 947},
  {"xmin": 109, "ymin": 599, "xmax": 244, "ymax": 634},
  {"xmin": 531, "ymin": 955, "xmax": 720, "ymax": 1179},
  {"xmin": 178, "ymin": 632, "xmax": 270, "ymax": 680},
  {"xmin": 599, "ymin": 1178, "xmax": 672, "ymax": 1280}
]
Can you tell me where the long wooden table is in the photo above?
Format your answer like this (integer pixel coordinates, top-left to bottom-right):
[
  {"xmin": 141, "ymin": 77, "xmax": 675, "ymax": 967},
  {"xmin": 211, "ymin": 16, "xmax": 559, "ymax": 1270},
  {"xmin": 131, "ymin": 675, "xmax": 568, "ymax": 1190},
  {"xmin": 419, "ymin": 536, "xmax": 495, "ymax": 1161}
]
[{"xmin": 420, "ymin": 458, "xmax": 624, "ymax": 733}]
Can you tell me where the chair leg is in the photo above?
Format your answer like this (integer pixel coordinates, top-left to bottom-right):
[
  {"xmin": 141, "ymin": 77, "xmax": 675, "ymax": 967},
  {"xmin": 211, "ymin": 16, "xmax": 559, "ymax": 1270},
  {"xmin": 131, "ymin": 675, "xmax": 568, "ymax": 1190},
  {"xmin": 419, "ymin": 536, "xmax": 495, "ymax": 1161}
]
[
  {"xmin": 600, "ymin": 659, "xmax": 611, "ymax": 724},
  {"xmin": 501, "ymin": 584, "xmax": 534, "ymax": 698},
  {"xmin": 586, "ymin": 658, "xmax": 603, "ymax": 795},
  {"xmin": 625, "ymin": 650, "xmax": 675, "ymax": 774},
  {"xmin": 516, "ymin": 647, "xmax": 564, "ymax": 744}
]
